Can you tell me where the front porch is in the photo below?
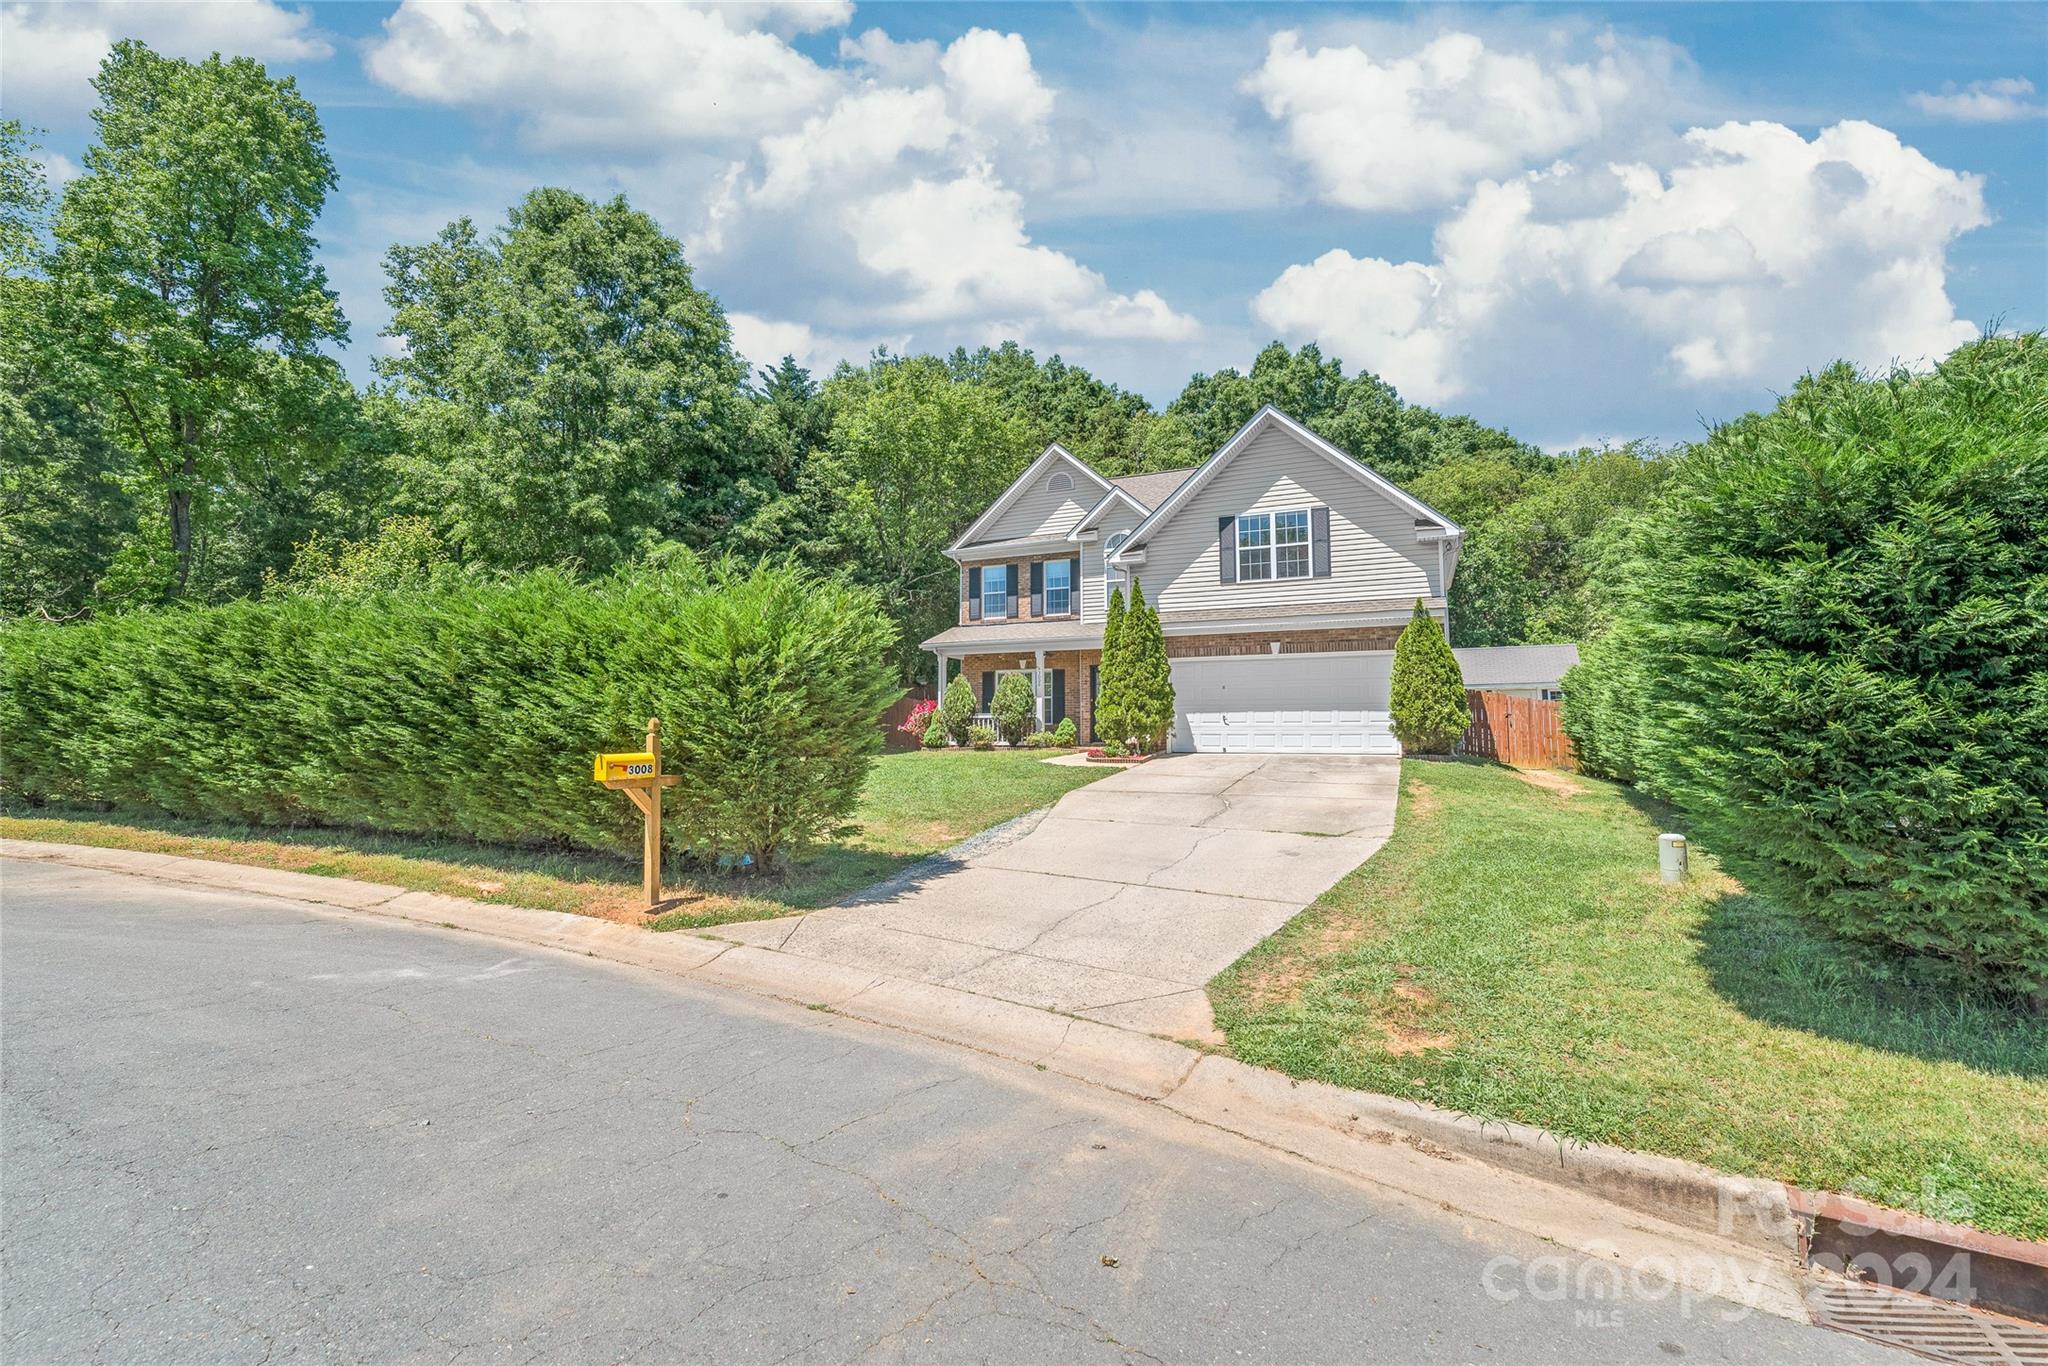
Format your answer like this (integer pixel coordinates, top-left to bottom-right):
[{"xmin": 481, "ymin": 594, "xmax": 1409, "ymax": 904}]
[
  {"xmin": 923, "ymin": 622, "xmax": 1106, "ymax": 743},
  {"xmin": 944, "ymin": 648, "xmax": 1100, "ymax": 742}
]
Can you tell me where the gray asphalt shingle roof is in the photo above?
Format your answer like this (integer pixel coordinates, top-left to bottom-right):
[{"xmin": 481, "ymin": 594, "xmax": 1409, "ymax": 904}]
[
  {"xmin": 1453, "ymin": 644, "xmax": 1581, "ymax": 688},
  {"xmin": 1107, "ymin": 467, "xmax": 1194, "ymax": 511},
  {"xmin": 921, "ymin": 620, "xmax": 1106, "ymax": 651}
]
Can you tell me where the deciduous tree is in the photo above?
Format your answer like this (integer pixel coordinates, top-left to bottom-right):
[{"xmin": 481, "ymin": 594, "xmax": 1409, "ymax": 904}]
[
  {"xmin": 378, "ymin": 188, "xmax": 747, "ymax": 572},
  {"xmin": 826, "ymin": 356, "xmax": 1032, "ymax": 680},
  {"xmin": 49, "ymin": 43, "xmax": 351, "ymax": 599}
]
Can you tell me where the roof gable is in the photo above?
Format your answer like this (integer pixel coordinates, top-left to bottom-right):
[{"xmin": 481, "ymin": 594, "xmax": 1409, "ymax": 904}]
[
  {"xmin": 1109, "ymin": 467, "xmax": 1195, "ymax": 510},
  {"xmin": 1110, "ymin": 407, "xmax": 1460, "ymax": 561},
  {"xmin": 1068, "ymin": 484, "xmax": 1149, "ymax": 537},
  {"xmin": 948, "ymin": 444, "xmax": 1111, "ymax": 554}
]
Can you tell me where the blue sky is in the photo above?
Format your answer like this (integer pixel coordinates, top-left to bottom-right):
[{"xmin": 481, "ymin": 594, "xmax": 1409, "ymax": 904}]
[{"xmin": 5, "ymin": 1, "xmax": 2044, "ymax": 448}]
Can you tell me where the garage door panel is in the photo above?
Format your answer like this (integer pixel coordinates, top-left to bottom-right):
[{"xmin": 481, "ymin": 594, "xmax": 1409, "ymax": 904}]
[{"xmin": 1170, "ymin": 654, "xmax": 1399, "ymax": 755}]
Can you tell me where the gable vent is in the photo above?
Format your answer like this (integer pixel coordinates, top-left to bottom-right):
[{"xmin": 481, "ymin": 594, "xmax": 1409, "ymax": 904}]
[{"xmin": 1047, "ymin": 470, "xmax": 1074, "ymax": 493}]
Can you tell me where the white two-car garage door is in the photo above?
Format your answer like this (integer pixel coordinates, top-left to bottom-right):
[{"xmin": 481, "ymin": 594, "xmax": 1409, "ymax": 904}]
[{"xmin": 1170, "ymin": 652, "xmax": 1399, "ymax": 754}]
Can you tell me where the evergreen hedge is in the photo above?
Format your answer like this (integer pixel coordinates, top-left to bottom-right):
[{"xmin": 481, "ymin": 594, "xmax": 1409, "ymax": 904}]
[
  {"xmin": 1560, "ymin": 336, "xmax": 2048, "ymax": 996},
  {"xmin": 0, "ymin": 561, "xmax": 900, "ymax": 869}
]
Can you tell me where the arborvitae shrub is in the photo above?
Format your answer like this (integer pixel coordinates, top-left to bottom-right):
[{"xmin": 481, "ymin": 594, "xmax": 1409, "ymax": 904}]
[
  {"xmin": 1122, "ymin": 579, "xmax": 1175, "ymax": 752},
  {"xmin": 1560, "ymin": 336, "xmax": 2048, "ymax": 996},
  {"xmin": 939, "ymin": 676, "xmax": 977, "ymax": 745},
  {"xmin": 1389, "ymin": 601, "xmax": 1470, "ymax": 754},
  {"xmin": 990, "ymin": 673, "xmax": 1035, "ymax": 746},
  {"xmin": 1095, "ymin": 585, "xmax": 1129, "ymax": 747}
]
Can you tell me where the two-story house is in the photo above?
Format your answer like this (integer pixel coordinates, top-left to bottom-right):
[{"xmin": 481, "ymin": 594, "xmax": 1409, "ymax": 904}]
[{"xmin": 921, "ymin": 405, "xmax": 1467, "ymax": 754}]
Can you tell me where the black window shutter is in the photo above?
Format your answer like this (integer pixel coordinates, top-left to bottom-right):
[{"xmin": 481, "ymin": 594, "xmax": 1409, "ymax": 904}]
[
  {"xmin": 1218, "ymin": 516, "xmax": 1237, "ymax": 584},
  {"xmin": 1030, "ymin": 560, "xmax": 1044, "ymax": 617},
  {"xmin": 1050, "ymin": 670, "xmax": 1066, "ymax": 726},
  {"xmin": 1007, "ymin": 563, "xmax": 1021, "ymax": 617},
  {"xmin": 967, "ymin": 566, "xmax": 982, "ymax": 621},
  {"xmin": 981, "ymin": 672, "xmax": 995, "ymax": 709},
  {"xmin": 1311, "ymin": 506, "xmax": 1331, "ymax": 577},
  {"xmin": 1070, "ymin": 558, "xmax": 1081, "ymax": 614}
]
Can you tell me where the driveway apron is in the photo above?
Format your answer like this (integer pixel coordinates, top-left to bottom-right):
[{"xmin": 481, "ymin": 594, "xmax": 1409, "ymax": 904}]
[{"xmin": 720, "ymin": 754, "xmax": 1401, "ymax": 1039}]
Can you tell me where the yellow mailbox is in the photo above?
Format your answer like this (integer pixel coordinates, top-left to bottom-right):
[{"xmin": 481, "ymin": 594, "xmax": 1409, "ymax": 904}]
[
  {"xmin": 594, "ymin": 752, "xmax": 657, "ymax": 783},
  {"xmin": 592, "ymin": 720, "xmax": 679, "ymax": 912}
]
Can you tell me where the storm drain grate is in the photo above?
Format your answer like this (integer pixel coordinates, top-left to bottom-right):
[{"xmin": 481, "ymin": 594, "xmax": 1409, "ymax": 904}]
[{"xmin": 1809, "ymin": 1281, "xmax": 2048, "ymax": 1365}]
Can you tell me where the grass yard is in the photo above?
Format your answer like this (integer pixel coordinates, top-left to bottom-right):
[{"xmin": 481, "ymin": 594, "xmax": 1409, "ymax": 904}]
[
  {"xmin": 1209, "ymin": 758, "xmax": 2048, "ymax": 1241},
  {"xmin": 1, "ymin": 749, "xmax": 1109, "ymax": 931}
]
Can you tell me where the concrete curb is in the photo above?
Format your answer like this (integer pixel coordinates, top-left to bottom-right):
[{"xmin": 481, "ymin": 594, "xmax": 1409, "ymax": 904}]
[
  {"xmin": 1160, "ymin": 1054, "xmax": 1798, "ymax": 1255},
  {"xmin": 4, "ymin": 837, "xmax": 1831, "ymax": 1311}
]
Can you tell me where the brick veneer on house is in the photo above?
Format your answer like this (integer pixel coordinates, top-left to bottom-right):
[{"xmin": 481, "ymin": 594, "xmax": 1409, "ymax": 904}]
[
  {"xmin": 956, "ymin": 555, "xmax": 1084, "ymax": 627},
  {"xmin": 1163, "ymin": 626, "xmax": 1404, "ymax": 657}
]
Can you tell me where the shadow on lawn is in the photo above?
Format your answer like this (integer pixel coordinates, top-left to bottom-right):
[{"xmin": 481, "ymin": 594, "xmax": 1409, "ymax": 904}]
[
  {"xmin": 2, "ymin": 799, "xmax": 924, "ymax": 923},
  {"xmin": 1589, "ymin": 786, "xmax": 2048, "ymax": 1081},
  {"xmin": 1590, "ymin": 788, "xmax": 2047, "ymax": 1078},
  {"xmin": 1, "ymin": 800, "xmax": 642, "ymax": 881},
  {"xmin": 1695, "ymin": 891, "xmax": 2047, "ymax": 1080}
]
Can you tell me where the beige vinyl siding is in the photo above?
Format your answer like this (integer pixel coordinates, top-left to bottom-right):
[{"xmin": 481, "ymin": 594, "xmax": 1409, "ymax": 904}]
[
  {"xmin": 1080, "ymin": 505, "xmax": 1142, "ymax": 623},
  {"xmin": 972, "ymin": 455, "xmax": 1098, "ymax": 545},
  {"xmin": 1140, "ymin": 426, "xmax": 1439, "ymax": 613}
]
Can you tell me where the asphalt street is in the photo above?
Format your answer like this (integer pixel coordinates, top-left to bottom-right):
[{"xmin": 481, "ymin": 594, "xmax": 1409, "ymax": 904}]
[{"xmin": 1, "ymin": 857, "xmax": 1906, "ymax": 1363}]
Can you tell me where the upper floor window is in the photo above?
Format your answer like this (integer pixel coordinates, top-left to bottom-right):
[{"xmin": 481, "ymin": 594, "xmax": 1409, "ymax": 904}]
[
  {"xmin": 1236, "ymin": 514, "xmax": 1272, "ymax": 581},
  {"xmin": 1237, "ymin": 511, "xmax": 1312, "ymax": 582},
  {"xmin": 1101, "ymin": 532, "xmax": 1128, "ymax": 613},
  {"xmin": 1044, "ymin": 558, "xmax": 1072, "ymax": 615},
  {"xmin": 1275, "ymin": 509, "xmax": 1311, "ymax": 578},
  {"xmin": 981, "ymin": 564, "xmax": 1010, "ymax": 618},
  {"xmin": 1047, "ymin": 470, "xmax": 1074, "ymax": 493}
]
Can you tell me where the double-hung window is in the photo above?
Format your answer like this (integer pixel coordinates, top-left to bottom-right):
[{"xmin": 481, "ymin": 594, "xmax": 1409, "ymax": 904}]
[
  {"xmin": 1274, "ymin": 510, "xmax": 1311, "ymax": 578},
  {"xmin": 1044, "ymin": 558, "xmax": 1072, "ymax": 615},
  {"xmin": 981, "ymin": 565, "xmax": 1010, "ymax": 618},
  {"xmin": 1236, "ymin": 514, "xmax": 1273, "ymax": 581},
  {"xmin": 1236, "ymin": 511, "xmax": 1312, "ymax": 581}
]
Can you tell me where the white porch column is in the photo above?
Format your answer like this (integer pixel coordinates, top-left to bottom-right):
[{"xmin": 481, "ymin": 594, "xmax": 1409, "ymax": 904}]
[
  {"xmin": 933, "ymin": 653, "xmax": 948, "ymax": 703},
  {"xmin": 1034, "ymin": 648, "xmax": 1046, "ymax": 725}
]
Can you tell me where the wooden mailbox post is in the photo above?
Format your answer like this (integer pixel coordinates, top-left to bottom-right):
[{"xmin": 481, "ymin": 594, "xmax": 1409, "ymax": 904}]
[{"xmin": 593, "ymin": 717, "xmax": 681, "ymax": 911}]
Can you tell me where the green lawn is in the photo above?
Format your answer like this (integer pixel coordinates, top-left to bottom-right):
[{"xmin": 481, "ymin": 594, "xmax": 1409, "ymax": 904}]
[
  {"xmin": 1, "ymin": 749, "xmax": 1109, "ymax": 931},
  {"xmin": 1208, "ymin": 758, "xmax": 2048, "ymax": 1241}
]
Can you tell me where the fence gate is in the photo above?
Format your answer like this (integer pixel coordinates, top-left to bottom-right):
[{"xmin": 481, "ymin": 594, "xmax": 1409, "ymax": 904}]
[{"xmin": 1461, "ymin": 690, "xmax": 1576, "ymax": 769}]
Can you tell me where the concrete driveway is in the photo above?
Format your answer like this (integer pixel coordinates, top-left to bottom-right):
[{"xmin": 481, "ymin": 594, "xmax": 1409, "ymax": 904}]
[{"xmin": 724, "ymin": 753, "xmax": 1400, "ymax": 1039}]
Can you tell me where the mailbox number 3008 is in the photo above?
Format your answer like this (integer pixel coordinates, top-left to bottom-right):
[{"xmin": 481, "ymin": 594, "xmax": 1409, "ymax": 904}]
[{"xmin": 623, "ymin": 762, "xmax": 653, "ymax": 776}]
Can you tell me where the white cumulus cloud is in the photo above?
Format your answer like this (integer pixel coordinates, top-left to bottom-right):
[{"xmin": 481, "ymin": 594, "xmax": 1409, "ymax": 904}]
[
  {"xmin": 1244, "ymin": 27, "xmax": 1672, "ymax": 212},
  {"xmin": 363, "ymin": 1, "xmax": 846, "ymax": 149},
  {"xmin": 1254, "ymin": 119, "xmax": 1989, "ymax": 407},
  {"xmin": 0, "ymin": 0, "xmax": 331, "ymax": 117},
  {"xmin": 1909, "ymin": 77, "xmax": 2045, "ymax": 123},
  {"xmin": 697, "ymin": 26, "xmax": 1196, "ymax": 346},
  {"xmin": 727, "ymin": 311, "xmax": 900, "ymax": 378}
]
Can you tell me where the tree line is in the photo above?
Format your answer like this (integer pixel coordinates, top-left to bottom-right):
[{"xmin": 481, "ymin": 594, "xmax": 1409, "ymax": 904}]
[{"xmin": 2, "ymin": 42, "xmax": 1667, "ymax": 680}]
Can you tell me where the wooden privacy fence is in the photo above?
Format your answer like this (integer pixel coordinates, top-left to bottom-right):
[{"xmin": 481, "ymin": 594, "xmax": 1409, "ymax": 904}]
[{"xmin": 1461, "ymin": 689, "xmax": 1577, "ymax": 770}]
